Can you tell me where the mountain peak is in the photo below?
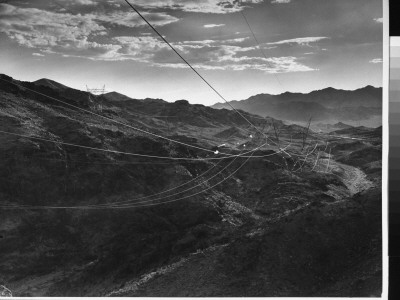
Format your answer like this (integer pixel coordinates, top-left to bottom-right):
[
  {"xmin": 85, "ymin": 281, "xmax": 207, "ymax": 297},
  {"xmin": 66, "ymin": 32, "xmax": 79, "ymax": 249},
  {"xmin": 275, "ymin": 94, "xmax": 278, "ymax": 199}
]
[
  {"xmin": 34, "ymin": 78, "xmax": 68, "ymax": 90},
  {"xmin": 103, "ymin": 91, "xmax": 134, "ymax": 102},
  {"xmin": 363, "ymin": 85, "xmax": 375, "ymax": 89}
]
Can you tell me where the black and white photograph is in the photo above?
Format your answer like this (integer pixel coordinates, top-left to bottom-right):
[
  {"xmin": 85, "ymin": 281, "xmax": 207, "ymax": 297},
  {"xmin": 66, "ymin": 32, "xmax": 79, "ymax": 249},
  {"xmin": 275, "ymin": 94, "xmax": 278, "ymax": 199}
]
[{"xmin": 0, "ymin": 0, "xmax": 384, "ymax": 297}]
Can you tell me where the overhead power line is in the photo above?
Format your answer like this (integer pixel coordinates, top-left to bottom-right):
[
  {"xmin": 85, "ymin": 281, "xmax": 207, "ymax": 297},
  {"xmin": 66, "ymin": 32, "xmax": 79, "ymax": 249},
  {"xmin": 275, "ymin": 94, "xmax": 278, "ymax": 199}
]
[
  {"xmin": 123, "ymin": 0, "xmax": 274, "ymax": 145},
  {"xmin": 87, "ymin": 149, "xmax": 243, "ymax": 207},
  {"xmin": 0, "ymin": 153, "xmax": 207, "ymax": 165},
  {"xmin": 0, "ymin": 3, "xmax": 307, "ymax": 211},
  {"xmin": 0, "ymin": 129, "xmax": 268, "ymax": 161},
  {"xmin": 240, "ymin": 10, "xmax": 283, "ymax": 88},
  {"xmin": 1, "ymin": 139, "xmax": 259, "ymax": 210}
]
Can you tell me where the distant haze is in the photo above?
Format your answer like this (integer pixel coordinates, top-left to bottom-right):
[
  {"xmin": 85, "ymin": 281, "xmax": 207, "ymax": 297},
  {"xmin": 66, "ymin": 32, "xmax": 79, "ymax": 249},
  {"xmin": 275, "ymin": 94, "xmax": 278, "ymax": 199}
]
[{"xmin": 212, "ymin": 86, "xmax": 382, "ymax": 127}]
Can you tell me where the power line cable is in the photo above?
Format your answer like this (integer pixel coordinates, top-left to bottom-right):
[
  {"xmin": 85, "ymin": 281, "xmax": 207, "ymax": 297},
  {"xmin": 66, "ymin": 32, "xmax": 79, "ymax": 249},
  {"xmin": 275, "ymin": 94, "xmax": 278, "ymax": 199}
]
[
  {"xmin": 123, "ymin": 0, "xmax": 275, "ymax": 146},
  {"xmin": 0, "ymin": 137, "xmax": 259, "ymax": 210},
  {"xmin": 85, "ymin": 149, "xmax": 244, "ymax": 207},
  {"xmin": 240, "ymin": 10, "xmax": 283, "ymax": 87},
  {"xmin": 0, "ymin": 129, "xmax": 268, "ymax": 161},
  {"xmin": 0, "ymin": 154, "xmax": 209, "ymax": 165},
  {"xmin": 0, "ymin": 135, "xmax": 298, "ymax": 210},
  {"xmin": 0, "ymin": 3, "xmax": 307, "ymax": 210}
]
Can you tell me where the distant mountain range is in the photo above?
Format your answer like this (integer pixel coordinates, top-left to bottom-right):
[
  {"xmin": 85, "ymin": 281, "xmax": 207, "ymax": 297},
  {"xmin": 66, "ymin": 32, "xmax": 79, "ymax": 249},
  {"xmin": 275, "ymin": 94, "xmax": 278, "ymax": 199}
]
[
  {"xmin": 1, "ymin": 74, "xmax": 382, "ymax": 133},
  {"xmin": 211, "ymin": 86, "xmax": 382, "ymax": 126}
]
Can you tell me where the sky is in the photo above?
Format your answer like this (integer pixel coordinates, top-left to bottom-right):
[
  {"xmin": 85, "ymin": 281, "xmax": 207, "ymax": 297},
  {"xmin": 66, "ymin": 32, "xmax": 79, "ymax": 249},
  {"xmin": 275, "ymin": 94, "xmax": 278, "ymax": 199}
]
[{"xmin": 0, "ymin": 0, "xmax": 383, "ymax": 105}]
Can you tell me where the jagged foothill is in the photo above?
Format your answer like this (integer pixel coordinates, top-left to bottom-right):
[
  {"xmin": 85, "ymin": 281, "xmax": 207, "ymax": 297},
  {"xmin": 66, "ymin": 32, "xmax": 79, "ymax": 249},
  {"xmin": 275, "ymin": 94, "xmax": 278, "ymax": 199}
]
[
  {"xmin": 211, "ymin": 86, "xmax": 382, "ymax": 126},
  {"xmin": 0, "ymin": 74, "xmax": 381, "ymax": 296}
]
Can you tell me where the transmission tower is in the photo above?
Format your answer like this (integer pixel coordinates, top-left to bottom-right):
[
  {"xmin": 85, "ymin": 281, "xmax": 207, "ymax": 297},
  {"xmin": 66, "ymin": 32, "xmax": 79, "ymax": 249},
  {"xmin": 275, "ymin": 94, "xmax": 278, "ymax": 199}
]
[
  {"xmin": 86, "ymin": 84, "xmax": 106, "ymax": 95},
  {"xmin": 86, "ymin": 84, "xmax": 106, "ymax": 111}
]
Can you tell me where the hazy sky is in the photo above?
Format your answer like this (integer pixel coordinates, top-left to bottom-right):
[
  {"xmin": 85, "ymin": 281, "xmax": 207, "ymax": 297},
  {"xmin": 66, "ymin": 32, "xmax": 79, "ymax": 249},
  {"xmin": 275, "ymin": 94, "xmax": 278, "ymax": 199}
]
[{"xmin": 0, "ymin": 0, "xmax": 383, "ymax": 105}]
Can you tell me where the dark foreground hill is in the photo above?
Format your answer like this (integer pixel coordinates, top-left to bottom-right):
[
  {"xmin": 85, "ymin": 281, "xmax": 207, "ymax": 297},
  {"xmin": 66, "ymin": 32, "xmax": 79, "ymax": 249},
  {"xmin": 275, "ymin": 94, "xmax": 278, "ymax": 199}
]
[
  {"xmin": 211, "ymin": 86, "xmax": 382, "ymax": 126},
  {"xmin": 0, "ymin": 74, "xmax": 382, "ymax": 297}
]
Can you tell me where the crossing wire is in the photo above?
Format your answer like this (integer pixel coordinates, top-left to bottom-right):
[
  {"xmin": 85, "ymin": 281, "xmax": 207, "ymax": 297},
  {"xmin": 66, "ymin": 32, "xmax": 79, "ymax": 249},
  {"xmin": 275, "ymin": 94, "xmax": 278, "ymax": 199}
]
[
  {"xmin": 0, "ymin": 137, "xmax": 260, "ymax": 210},
  {"xmin": 123, "ymin": 0, "xmax": 275, "ymax": 145},
  {"xmin": 0, "ymin": 129, "xmax": 269, "ymax": 161},
  {"xmin": 0, "ymin": 4, "xmax": 309, "ymax": 210},
  {"xmin": 0, "ymin": 129, "xmax": 296, "ymax": 210},
  {"xmin": 240, "ymin": 10, "xmax": 283, "ymax": 87},
  {"xmin": 84, "ymin": 149, "xmax": 244, "ymax": 207},
  {"xmin": 0, "ymin": 123, "xmax": 294, "ymax": 208},
  {"xmin": 1, "ymin": 126, "xmax": 296, "ymax": 210}
]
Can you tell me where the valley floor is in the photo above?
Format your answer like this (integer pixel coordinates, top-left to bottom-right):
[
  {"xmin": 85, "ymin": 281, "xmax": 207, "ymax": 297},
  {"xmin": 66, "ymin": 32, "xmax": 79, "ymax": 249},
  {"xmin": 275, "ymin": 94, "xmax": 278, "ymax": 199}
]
[{"xmin": 105, "ymin": 158, "xmax": 382, "ymax": 297}]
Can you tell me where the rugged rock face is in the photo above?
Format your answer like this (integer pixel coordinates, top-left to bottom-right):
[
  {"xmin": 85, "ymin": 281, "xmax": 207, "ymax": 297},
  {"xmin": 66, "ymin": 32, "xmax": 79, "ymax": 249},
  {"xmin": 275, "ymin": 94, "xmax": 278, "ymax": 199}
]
[{"xmin": 0, "ymin": 75, "xmax": 382, "ymax": 297}]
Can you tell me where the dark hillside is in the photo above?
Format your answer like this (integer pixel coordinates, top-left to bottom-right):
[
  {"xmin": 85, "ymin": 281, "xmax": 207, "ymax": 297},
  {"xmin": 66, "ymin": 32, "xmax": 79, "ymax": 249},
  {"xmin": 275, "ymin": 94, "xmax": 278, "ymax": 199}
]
[{"xmin": 0, "ymin": 74, "xmax": 382, "ymax": 297}]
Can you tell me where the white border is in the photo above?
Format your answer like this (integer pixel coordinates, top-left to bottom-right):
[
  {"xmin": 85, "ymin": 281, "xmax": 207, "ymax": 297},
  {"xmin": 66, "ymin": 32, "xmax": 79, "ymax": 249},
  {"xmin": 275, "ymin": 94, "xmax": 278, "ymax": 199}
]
[
  {"xmin": 382, "ymin": 0, "xmax": 389, "ymax": 299},
  {"xmin": 0, "ymin": 1, "xmax": 388, "ymax": 299}
]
